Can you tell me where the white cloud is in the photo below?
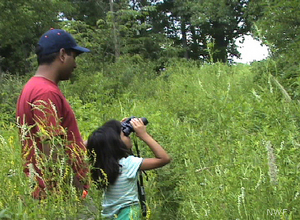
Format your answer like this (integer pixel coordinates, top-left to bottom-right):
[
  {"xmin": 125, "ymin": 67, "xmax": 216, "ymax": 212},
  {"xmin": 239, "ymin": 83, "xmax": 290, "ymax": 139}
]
[{"xmin": 234, "ymin": 35, "xmax": 269, "ymax": 64}]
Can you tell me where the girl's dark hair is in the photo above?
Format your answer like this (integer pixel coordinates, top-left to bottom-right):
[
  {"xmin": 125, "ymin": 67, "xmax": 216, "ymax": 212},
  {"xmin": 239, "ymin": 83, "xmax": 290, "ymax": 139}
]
[{"xmin": 87, "ymin": 119, "xmax": 131, "ymax": 187}]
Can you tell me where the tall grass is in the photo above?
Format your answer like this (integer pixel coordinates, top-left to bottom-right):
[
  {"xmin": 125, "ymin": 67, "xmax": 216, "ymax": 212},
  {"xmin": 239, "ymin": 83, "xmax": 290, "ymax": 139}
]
[{"xmin": 1, "ymin": 60, "xmax": 300, "ymax": 219}]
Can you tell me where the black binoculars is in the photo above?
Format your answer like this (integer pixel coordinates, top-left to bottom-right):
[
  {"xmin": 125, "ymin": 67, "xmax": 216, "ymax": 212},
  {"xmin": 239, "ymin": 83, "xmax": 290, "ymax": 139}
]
[{"xmin": 121, "ymin": 117, "xmax": 148, "ymax": 136}]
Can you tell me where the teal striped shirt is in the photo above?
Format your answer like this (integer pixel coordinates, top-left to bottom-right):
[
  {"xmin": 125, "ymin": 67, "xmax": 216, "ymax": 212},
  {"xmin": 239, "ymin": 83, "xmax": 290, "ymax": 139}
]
[{"xmin": 102, "ymin": 155, "xmax": 143, "ymax": 219}]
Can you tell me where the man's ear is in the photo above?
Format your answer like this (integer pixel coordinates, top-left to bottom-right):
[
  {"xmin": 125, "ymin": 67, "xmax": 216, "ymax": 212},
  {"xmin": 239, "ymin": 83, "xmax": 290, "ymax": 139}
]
[{"xmin": 58, "ymin": 48, "xmax": 66, "ymax": 62}]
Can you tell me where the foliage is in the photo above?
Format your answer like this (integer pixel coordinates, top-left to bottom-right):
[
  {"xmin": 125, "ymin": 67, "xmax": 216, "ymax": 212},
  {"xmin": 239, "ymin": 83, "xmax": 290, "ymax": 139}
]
[
  {"xmin": 0, "ymin": 0, "xmax": 75, "ymax": 74},
  {"xmin": 0, "ymin": 74, "xmax": 26, "ymax": 123},
  {"xmin": 1, "ymin": 60, "xmax": 300, "ymax": 219},
  {"xmin": 1, "ymin": 1, "xmax": 300, "ymax": 219},
  {"xmin": 59, "ymin": 20, "xmax": 114, "ymax": 71},
  {"xmin": 252, "ymin": 0, "xmax": 300, "ymax": 100},
  {"xmin": 64, "ymin": 0, "xmax": 109, "ymax": 26},
  {"xmin": 159, "ymin": 0, "xmax": 251, "ymax": 62},
  {"xmin": 0, "ymin": 122, "xmax": 102, "ymax": 219},
  {"xmin": 255, "ymin": 0, "xmax": 300, "ymax": 56},
  {"xmin": 1, "ymin": 0, "xmax": 258, "ymax": 75}
]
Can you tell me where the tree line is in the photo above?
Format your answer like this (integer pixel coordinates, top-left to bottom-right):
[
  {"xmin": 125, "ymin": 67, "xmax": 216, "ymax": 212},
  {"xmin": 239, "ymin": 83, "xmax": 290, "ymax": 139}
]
[{"xmin": 0, "ymin": 0, "xmax": 299, "ymax": 85}]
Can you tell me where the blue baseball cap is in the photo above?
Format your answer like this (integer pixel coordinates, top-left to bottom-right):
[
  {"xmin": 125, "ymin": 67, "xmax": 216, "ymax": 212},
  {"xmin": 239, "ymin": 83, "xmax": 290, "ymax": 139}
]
[{"xmin": 37, "ymin": 28, "xmax": 90, "ymax": 55}]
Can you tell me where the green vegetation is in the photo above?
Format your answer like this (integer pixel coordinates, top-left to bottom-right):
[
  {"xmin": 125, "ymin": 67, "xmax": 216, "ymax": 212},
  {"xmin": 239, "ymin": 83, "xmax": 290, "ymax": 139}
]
[
  {"xmin": 0, "ymin": 0, "xmax": 253, "ymax": 74},
  {"xmin": 1, "ymin": 0, "xmax": 300, "ymax": 219},
  {"xmin": 1, "ymin": 59, "xmax": 300, "ymax": 219}
]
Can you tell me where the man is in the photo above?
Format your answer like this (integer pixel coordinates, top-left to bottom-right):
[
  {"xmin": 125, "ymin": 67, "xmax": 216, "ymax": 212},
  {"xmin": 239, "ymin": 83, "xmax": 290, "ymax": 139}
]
[{"xmin": 16, "ymin": 28, "xmax": 90, "ymax": 199}]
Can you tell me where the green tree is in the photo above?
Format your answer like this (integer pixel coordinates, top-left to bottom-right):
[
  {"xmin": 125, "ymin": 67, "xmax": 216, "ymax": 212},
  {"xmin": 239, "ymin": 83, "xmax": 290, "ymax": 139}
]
[
  {"xmin": 254, "ymin": 0, "xmax": 300, "ymax": 57},
  {"xmin": 252, "ymin": 0, "xmax": 300, "ymax": 99},
  {"xmin": 0, "ymin": 0, "xmax": 75, "ymax": 74},
  {"xmin": 157, "ymin": 0, "xmax": 251, "ymax": 63},
  {"xmin": 104, "ymin": 0, "xmax": 176, "ymax": 65},
  {"xmin": 65, "ymin": 0, "xmax": 109, "ymax": 26},
  {"xmin": 189, "ymin": 0, "xmax": 251, "ymax": 62}
]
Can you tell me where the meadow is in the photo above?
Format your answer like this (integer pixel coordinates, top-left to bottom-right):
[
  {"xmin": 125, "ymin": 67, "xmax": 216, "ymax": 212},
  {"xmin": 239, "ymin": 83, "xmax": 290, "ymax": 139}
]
[{"xmin": 0, "ymin": 59, "xmax": 299, "ymax": 219}]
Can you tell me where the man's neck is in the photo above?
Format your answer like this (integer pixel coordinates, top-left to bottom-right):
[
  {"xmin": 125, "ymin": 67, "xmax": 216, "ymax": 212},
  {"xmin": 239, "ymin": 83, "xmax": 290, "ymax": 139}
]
[{"xmin": 35, "ymin": 65, "xmax": 59, "ymax": 84}]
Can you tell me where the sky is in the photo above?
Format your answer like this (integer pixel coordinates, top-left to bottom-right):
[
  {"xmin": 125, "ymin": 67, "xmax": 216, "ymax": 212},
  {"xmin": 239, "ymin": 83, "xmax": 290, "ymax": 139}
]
[{"xmin": 233, "ymin": 35, "xmax": 269, "ymax": 64}]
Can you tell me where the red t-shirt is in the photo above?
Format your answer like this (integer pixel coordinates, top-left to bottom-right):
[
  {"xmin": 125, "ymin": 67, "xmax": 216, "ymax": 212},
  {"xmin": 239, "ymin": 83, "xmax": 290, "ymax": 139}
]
[{"xmin": 16, "ymin": 76, "xmax": 89, "ymax": 198}]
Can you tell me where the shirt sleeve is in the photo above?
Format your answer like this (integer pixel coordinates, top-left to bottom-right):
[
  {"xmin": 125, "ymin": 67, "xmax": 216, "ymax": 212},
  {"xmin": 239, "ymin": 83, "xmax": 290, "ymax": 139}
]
[{"xmin": 125, "ymin": 156, "xmax": 143, "ymax": 179}]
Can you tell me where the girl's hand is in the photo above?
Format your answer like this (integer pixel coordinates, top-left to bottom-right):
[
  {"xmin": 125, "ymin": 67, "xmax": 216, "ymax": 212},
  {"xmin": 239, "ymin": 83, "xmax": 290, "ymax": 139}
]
[{"xmin": 130, "ymin": 118, "xmax": 147, "ymax": 138}]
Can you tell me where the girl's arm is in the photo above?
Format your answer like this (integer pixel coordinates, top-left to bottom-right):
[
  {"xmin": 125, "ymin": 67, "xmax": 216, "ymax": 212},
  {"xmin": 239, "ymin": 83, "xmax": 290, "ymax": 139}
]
[{"xmin": 130, "ymin": 118, "xmax": 171, "ymax": 171}]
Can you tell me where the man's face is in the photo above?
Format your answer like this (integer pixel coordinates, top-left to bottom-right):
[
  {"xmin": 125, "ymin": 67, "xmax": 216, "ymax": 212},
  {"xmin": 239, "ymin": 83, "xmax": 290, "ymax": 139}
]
[{"xmin": 59, "ymin": 50, "xmax": 78, "ymax": 81}]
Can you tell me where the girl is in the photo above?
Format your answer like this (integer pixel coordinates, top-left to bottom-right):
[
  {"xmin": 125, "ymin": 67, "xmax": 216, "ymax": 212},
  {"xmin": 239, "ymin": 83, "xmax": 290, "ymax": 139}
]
[{"xmin": 87, "ymin": 118, "xmax": 171, "ymax": 219}]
